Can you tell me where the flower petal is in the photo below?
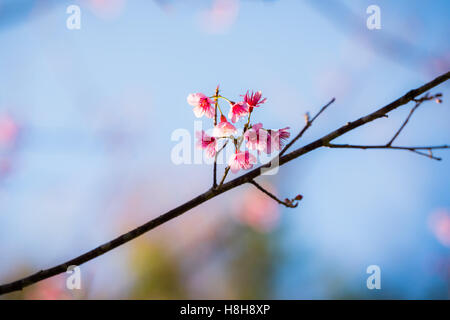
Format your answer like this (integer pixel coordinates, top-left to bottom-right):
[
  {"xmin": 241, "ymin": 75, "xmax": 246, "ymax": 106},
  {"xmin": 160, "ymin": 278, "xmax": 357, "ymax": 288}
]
[{"xmin": 193, "ymin": 106, "xmax": 205, "ymax": 118}]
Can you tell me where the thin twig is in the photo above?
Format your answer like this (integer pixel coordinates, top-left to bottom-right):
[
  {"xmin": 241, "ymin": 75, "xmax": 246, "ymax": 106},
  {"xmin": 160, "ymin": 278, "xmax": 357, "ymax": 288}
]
[
  {"xmin": 327, "ymin": 92, "xmax": 445, "ymax": 160},
  {"xmin": 218, "ymin": 166, "xmax": 230, "ymax": 187},
  {"xmin": 249, "ymin": 180, "xmax": 301, "ymax": 208},
  {"xmin": 279, "ymin": 98, "xmax": 335, "ymax": 157},
  {"xmin": 216, "ymin": 141, "xmax": 229, "ymax": 155},
  {"xmin": 387, "ymin": 92, "xmax": 441, "ymax": 146},
  {"xmin": 326, "ymin": 143, "xmax": 449, "ymax": 161},
  {"xmin": 387, "ymin": 102, "xmax": 420, "ymax": 146},
  {"xmin": 0, "ymin": 71, "xmax": 448, "ymax": 296},
  {"xmin": 211, "ymin": 141, "xmax": 229, "ymax": 190}
]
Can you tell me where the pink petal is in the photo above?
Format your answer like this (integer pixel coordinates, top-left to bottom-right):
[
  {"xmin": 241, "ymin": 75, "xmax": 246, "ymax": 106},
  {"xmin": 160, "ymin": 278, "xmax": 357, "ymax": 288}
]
[
  {"xmin": 205, "ymin": 106, "xmax": 215, "ymax": 118},
  {"xmin": 193, "ymin": 106, "xmax": 205, "ymax": 118},
  {"xmin": 206, "ymin": 143, "xmax": 217, "ymax": 158},
  {"xmin": 195, "ymin": 130, "xmax": 204, "ymax": 140},
  {"xmin": 252, "ymin": 123, "xmax": 263, "ymax": 131},
  {"xmin": 228, "ymin": 156, "xmax": 241, "ymax": 173},
  {"xmin": 187, "ymin": 93, "xmax": 202, "ymax": 106}
]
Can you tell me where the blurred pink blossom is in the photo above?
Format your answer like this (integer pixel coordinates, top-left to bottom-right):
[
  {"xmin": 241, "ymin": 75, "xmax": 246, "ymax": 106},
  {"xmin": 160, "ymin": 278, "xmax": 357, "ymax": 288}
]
[
  {"xmin": 426, "ymin": 52, "xmax": 450, "ymax": 76},
  {"xmin": 428, "ymin": 209, "xmax": 450, "ymax": 247},
  {"xmin": 85, "ymin": 0, "xmax": 126, "ymax": 20},
  {"xmin": 0, "ymin": 158, "xmax": 12, "ymax": 176},
  {"xmin": 198, "ymin": 0, "xmax": 240, "ymax": 34},
  {"xmin": 234, "ymin": 184, "xmax": 280, "ymax": 232},
  {"xmin": 0, "ymin": 114, "xmax": 19, "ymax": 147},
  {"xmin": 24, "ymin": 278, "xmax": 71, "ymax": 300}
]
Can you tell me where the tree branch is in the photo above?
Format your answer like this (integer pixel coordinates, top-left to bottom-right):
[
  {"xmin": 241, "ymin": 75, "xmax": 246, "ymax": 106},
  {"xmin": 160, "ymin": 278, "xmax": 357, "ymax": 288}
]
[
  {"xmin": 326, "ymin": 144, "xmax": 449, "ymax": 161},
  {"xmin": 325, "ymin": 92, "xmax": 446, "ymax": 160},
  {"xmin": 1, "ymin": 71, "xmax": 449, "ymax": 296}
]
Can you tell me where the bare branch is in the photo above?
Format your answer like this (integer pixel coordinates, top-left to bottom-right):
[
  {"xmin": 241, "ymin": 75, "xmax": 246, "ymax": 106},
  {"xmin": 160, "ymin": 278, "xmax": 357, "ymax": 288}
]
[
  {"xmin": 387, "ymin": 92, "xmax": 441, "ymax": 146},
  {"xmin": 279, "ymin": 97, "xmax": 335, "ymax": 157},
  {"xmin": 216, "ymin": 140, "xmax": 229, "ymax": 155},
  {"xmin": 249, "ymin": 180, "xmax": 302, "ymax": 208},
  {"xmin": 0, "ymin": 71, "xmax": 449, "ymax": 296},
  {"xmin": 326, "ymin": 143, "xmax": 449, "ymax": 161},
  {"xmin": 211, "ymin": 141, "xmax": 229, "ymax": 191},
  {"xmin": 326, "ymin": 92, "xmax": 446, "ymax": 161}
]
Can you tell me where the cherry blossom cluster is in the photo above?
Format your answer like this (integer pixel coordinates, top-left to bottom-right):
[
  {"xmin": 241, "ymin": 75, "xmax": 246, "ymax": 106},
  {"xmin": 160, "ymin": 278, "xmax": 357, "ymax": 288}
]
[{"xmin": 187, "ymin": 88, "xmax": 290, "ymax": 174}]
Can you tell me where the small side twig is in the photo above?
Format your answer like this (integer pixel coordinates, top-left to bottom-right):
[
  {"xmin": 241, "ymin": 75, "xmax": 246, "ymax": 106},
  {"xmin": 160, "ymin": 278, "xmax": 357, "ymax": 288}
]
[
  {"xmin": 218, "ymin": 166, "xmax": 230, "ymax": 187},
  {"xmin": 279, "ymin": 97, "xmax": 335, "ymax": 157},
  {"xmin": 216, "ymin": 141, "xmax": 229, "ymax": 156},
  {"xmin": 387, "ymin": 93, "xmax": 441, "ymax": 146},
  {"xmin": 326, "ymin": 143, "xmax": 449, "ymax": 161},
  {"xmin": 211, "ymin": 141, "xmax": 229, "ymax": 189},
  {"xmin": 326, "ymin": 92, "xmax": 446, "ymax": 161},
  {"xmin": 249, "ymin": 180, "xmax": 302, "ymax": 208}
]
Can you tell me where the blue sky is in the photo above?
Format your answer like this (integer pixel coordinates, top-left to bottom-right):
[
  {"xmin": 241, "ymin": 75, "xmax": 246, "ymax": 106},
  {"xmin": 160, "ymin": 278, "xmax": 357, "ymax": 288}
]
[{"xmin": 0, "ymin": 0, "xmax": 449, "ymax": 298}]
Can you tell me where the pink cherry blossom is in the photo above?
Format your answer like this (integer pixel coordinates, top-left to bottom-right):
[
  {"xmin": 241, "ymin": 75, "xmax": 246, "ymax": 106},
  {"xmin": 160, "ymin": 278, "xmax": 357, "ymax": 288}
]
[
  {"xmin": 243, "ymin": 90, "xmax": 267, "ymax": 111},
  {"xmin": 187, "ymin": 93, "xmax": 215, "ymax": 118},
  {"xmin": 276, "ymin": 127, "xmax": 290, "ymax": 146},
  {"xmin": 187, "ymin": 87, "xmax": 290, "ymax": 172},
  {"xmin": 213, "ymin": 115, "xmax": 237, "ymax": 137},
  {"xmin": 265, "ymin": 127, "xmax": 290, "ymax": 153},
  {"xmin": 195, "ymin": 130, "xmax": 217, "ymax": 158},
  {"xmin": 228, "ymin": 101, "xmax": 249, "ymax": 123},
  {"xmin": 243, "ymin": 123, "xmax": 268, "ymax": 152},
  {"xmin": 228, "ymin": 151, "xmax": 257, "ymax": 173}
]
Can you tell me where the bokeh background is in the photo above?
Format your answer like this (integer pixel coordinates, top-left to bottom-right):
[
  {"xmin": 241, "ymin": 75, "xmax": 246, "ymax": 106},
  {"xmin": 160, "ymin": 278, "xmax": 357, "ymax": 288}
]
[{"xmin": 0, "ymin": 0, "xmax": 449, "ymax": 299}]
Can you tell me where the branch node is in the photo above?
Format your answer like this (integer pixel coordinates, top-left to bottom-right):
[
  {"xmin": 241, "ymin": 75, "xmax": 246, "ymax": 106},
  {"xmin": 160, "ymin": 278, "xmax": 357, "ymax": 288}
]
[{"xmin": 304, "ymin": 112, "xmax": 310, "ymax": 124}]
